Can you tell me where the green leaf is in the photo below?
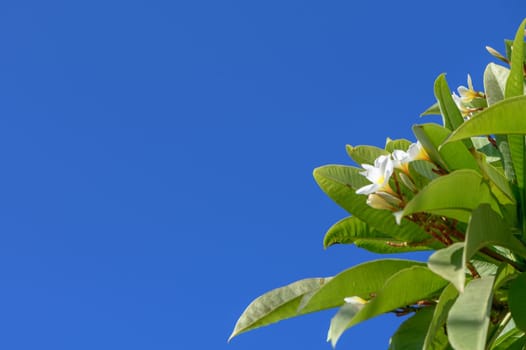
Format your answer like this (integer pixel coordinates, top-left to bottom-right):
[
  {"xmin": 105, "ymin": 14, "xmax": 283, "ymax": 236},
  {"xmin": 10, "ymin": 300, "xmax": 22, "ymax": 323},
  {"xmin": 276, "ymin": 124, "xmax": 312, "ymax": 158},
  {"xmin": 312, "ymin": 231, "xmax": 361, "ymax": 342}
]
[
  {"xmin": 506, "ymin": 19, "xmax": 526, "ymax": 238},
  {"xmin": 430, "ymin": 205, "xmax": 525, "ymax": 292},
  {"xmin": 505, "ymin": 19, "xmax": 526, "ymax": 99},
  {"xmin": 229, "ymin": 277, "xmax": 331, "ymax": 341},
  {"xmin": 421, "ymin": 102, "xmax": 442, "ymax": 117},
  {"xmin": 408, "ymin": 160, "xmax": 440, "ymax": 189},
  {"xmin": 444, "ymin": 96, "xmax": 526, "ymax": 142},
  {"xmin": 313, "ymin": 165, "xmax": 430, "ymax": 242},
  {"xmin": 473, "ymin": 151, "xmax": 515, "ymax": 204},
  {"xmin": 423, "ymin": 283, "xmax": 458, "ymax": 350},
  {"xmin": 327, "ymin": 266, "xmax": 447, "ymax": 347},
  {"xmin": 343, "ymin": 266, "xmax": 447, "ymax": 332},
  {"xmin": 491, "ymin": 327, "xmax": 526, "ymax": 350},
  {"xmin": 464, "ymin": 204, "xmax": 526, "ymax": 267},
  {"xmin": 327, "ymin": 301, "xmax": 365, "ymax": 348},
  {"xmin": 428, "ymin": 243, "xmax": 465, "ymax": 292},
  {"xmin": 345, "ymin": 145, "xmax": 389, "ymax": 165},
  {"xmin": 509, "ymin": 272, "xmax": 526, "ymax": 332},
  {"xmin": 444, "ymin": 96, "xmax": 526, "ymax": 189},
  {"xmin": 323, "ymin": 216, "xmax": 435, "ymax": 253},
  {"xmin": 447, "ymin": 276, "xmax": 495, "ymax": 350},
  {"xmin": 385, "ymin": 138, "xmax": 412, "ymax": 153},
  {"xmin": 300, "ymin": 259, "xmax": 425, "ymax": 314},
  {"xmin": 434, "ymin": 74, "xmax": 468, "ymax": 135},
  {"xmin": 472, "ymin": 136, "xmax": 502, "ymax": 164},
  {"xmin": 400, "ymin": 169, "xmax": 499, "ymax": 223},
  {"xmin": 413, "ymin": 123, "xmax": 478, "ymax": 172},
  {"xmin": 324, "ymin": 216, "xmax": 389, "ymax": 248},
  {"xmin": 505, "ymin": 38, "xmax": 526, "ymax": 63},
  {"xmin": 389, "ymin": 308, "xmax": 439, "ymax": 350},
  {"xmin": 483, "ymin": 63, "xmax": 509, "ymax": 106}
]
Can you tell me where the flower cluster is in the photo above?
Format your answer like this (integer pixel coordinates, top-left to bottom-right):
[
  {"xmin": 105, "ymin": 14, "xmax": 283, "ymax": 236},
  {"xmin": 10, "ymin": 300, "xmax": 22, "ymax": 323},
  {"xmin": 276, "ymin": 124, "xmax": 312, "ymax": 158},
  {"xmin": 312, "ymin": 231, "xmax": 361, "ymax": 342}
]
[
  {"xmin": 451, "ymin": 74, "xmax": 486, "ymax": 118},
  {"xmin": 356, "ymin": 142, "xmax": 430, "ymax": 224}
]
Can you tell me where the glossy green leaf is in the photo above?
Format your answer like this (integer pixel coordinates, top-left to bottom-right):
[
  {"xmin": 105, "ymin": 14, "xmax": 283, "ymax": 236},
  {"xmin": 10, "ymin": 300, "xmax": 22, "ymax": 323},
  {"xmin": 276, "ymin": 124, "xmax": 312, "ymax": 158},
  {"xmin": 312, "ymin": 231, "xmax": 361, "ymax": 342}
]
[
  {"xmin": 509, "ymin": 272, "xmax": 526, "ymax": 332},
  {"xmin": 505, "ymin": 38, "xmax": 526, "ymax": 63},
  {"xmin": 476, "ymin": 64, "xmax": 516, "ymax": 182},
  {"xmin": 491, "ymin": 327, "xmax": 526, "ymax": 350},
  {"xmin": 345, "ymin": 145, "xmax": 388, "ymax": 165},
  {"xmin": 345, "ymin": 266, "xmax": 447, "ymax": 330},
  {"xmin": 299, "ymin": 259, "xmax": 424, "ymax": 314},
  {"xmin": 413, "ymin": 123, "xmax": 478, "ymax": 172},
  {"xmin": 447, "ymin": 276, "xmax": 495, "ymax": 350},
  {"xmin": 430, "ymin": 205, "xmax": 526, "ymax": 292},
  {"xmin": 229, "ymin": 277, "xmax": 331, "ymax": 341},
  {"xmin": 323, "ymin": 216, "xmax": 434, "ymax": 253},
  {"xmin": 400, "ymin": 169, "xmax": 499, "ymax": 223},
  {"xmin": 408, "ymin": 160, "xmax": 440, "ymax": 189},
  {"xmin": 445, "ymin": 96, "xmax": 526, "ymax": 141},
  {"xmin": 473, "ymin": 152, "xmax": 515, "ymax": 204},
  {"xmin": 385, "ymin": 138, "xmax": 412, "ymax": 153},
  {"xmin": 434, "ymin": 74, "xmax": 468, "ymax": 133},
  {"xmin": 472, "ymin": 136, "xmax": 502, "ymax": 164},
  {"xmin": 421, "ymin": 102, "xmax": 441, "ymax": 117},
  {"xmin": 505, "ymin": 19, "xmax": 526, "ymax": 98},
  {"xmin": 464, "ymin": 204, "xmax": 526, "ymax": 267},
  {"xmin": 324, "ymin": 216, "xmax": 389, "ymax": 248},
  {"xmin": 327, "ymin": 301, "xmax": 365, "ymax": 348},
  {"xmin": 484, "ymin": 63, "xmax": 509, "ymax": 106},
  {"xmin": 313, "ymin": 165, "xmax": 429, "ymax": 242},
  {"xmin": 423, "ymin": 284, "xmax": 458, "ymax": 350},
  {"xmin": 327, "ymin": 266, "xmax": 447, "ymax": 346},
  {"xmin": 389, "ymin": 308, "xmax": 439, "ymax": 350},
  {"xmin": 428, "ymin": 243, "xmax": 465, "ymax": 292},
  {"xmin": 505, "ymin": 19, "xmax": 526, "ymax": 236}
]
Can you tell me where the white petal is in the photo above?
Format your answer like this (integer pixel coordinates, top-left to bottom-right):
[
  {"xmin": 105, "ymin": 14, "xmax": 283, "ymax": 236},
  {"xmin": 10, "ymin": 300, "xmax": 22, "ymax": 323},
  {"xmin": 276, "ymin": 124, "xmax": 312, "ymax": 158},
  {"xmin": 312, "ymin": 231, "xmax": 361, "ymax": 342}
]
[
  {"xmin": 457, "ymin": 86, "xmax": 469, "ymax": 97},
  {"xmin": 356, "ymin": 183, "xmax": 379, "ymax": 195}
]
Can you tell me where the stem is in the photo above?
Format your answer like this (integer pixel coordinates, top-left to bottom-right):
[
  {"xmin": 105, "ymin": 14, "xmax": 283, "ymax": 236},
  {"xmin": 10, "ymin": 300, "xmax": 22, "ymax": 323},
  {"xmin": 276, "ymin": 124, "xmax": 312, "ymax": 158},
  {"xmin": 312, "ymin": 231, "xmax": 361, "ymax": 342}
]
[
  {"xmin": 466, "ymin": 262, "xmax": 480, "ymax": 279},
  {"xmin": 480, "ymin": 247, "xmax": 525, "ymax": 272}
]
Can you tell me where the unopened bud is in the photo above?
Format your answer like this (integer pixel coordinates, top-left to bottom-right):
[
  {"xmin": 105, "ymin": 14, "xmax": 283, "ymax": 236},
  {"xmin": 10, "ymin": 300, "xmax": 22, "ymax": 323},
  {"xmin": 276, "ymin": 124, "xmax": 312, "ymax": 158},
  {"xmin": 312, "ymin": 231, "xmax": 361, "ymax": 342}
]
[
  {"xmin": 366, "ymin": 193, "xmax": 396, "ymax": 211},
  {"xmin": 485, "ymin": 46, "xmax": 509, "ymax": 63},
  {"xmin": 376, "ymin": 191, "xmax": 402, "ymax": 207},
  {"xmin": 399, "ymin": 172, "xmax": 417, "ymax": 192}
]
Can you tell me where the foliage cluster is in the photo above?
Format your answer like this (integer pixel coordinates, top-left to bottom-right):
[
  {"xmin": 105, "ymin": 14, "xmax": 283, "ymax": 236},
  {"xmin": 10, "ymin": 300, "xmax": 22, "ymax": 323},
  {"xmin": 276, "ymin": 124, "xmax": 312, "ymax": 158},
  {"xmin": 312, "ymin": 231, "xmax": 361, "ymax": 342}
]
[{"xmin": 230, "ymin": 20, "xmax": 526, "ymax": 349}]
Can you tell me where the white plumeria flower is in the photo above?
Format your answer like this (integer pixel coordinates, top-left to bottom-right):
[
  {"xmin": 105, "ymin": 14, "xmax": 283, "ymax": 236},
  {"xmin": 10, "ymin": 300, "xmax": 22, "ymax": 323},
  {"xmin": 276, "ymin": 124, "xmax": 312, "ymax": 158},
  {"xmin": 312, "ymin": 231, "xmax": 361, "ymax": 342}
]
[
  {"xmin": 452, "ymin": 75, "xmax": 485, "ymax": 118},
  {"xmin": 457, "ymin": 74, "xmax": 484, "ymax": 103},
  {"xmin": 406, "ymin": 141, "xmax": 429, "ymax": 161},
  {"xmin": 392, "ymin": 141, "xmax": 429, "ymax": 172},
  {"xmin": 355, "ymin": 155, "xmax": 394, "ymax": 195},
  {"xmin": 392, "ymin": 149, "xmax": 410, "ymax": 172},
  {"xmin": 452, "ymin": 93, "xmax": 471, "ymax": 117}
]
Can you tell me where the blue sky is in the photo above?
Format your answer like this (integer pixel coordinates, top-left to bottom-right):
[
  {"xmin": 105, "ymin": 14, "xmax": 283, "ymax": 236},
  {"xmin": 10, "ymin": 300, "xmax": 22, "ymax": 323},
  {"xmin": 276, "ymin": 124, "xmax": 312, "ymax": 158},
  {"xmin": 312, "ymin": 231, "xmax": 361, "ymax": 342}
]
[{"xmin": 0, "ymin": 1, "xmax": 524, "ymax": 349}]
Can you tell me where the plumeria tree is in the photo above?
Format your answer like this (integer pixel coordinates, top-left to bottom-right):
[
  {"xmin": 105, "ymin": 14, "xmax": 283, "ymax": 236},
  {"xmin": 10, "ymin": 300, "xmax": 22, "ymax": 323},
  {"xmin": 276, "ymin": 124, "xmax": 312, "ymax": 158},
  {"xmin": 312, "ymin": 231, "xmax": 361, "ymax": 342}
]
[{"xmin": 229, "ymin": 20, "xmax": 526, "ymax": 349}]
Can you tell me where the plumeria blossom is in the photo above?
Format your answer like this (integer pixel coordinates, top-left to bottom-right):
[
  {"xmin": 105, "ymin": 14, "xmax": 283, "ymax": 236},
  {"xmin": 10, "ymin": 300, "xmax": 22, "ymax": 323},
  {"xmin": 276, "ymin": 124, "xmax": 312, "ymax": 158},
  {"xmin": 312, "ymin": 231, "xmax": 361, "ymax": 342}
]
[
  {"xmin": 452, "ymin": 94, "xmax": 473, "ymax": 118},
  {"xmin": 355, "ymin": 155, "xmax": 394, "ymax": 195},
  {"xmin": 452, "ymin": 74, "xmax": 485, "ymax": 118},
  {"xmin": 457, "ymin": 74, "xmax": 485, "ymax": 103},
  {"xmin": 392, "ymin": 141, "xmax": 429, "ymax": 172},
  {"xmin": 407, "ymin": 141, "xmax": 430, "ymax": 161}
]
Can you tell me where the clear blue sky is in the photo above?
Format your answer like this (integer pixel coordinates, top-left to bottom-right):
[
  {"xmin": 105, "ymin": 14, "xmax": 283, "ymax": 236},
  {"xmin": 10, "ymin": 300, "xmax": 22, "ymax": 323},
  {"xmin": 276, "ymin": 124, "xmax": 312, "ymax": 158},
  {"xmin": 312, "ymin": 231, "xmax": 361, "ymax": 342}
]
[{"xmin": 0, "ymin": 1, "xmax": 524, "ymax": 349}]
